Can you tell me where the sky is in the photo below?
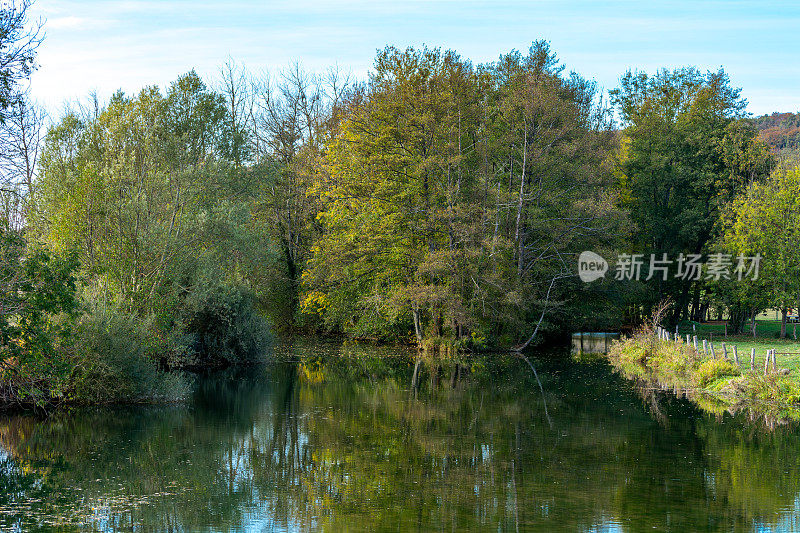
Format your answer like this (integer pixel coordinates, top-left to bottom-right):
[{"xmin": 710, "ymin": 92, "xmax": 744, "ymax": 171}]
[{"xmin": 27, "ymin": 0, "xmax": 800, "ymax": 117}]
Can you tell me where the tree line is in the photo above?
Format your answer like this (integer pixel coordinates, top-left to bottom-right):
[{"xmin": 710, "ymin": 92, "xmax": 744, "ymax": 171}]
[{"xmin": 0, "ymin": 0, "xmax": 796, "ymax": 406}]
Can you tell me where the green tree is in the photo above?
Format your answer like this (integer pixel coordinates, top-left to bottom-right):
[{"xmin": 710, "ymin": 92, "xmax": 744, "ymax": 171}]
[
  {"xmin": 610, "ymin": 67, "xmax": 772, "ymax": 323},
  {"xmin": 717, "ymin": 165, "xmax": 800, "ymax": 337},
  {"xmin": 32, "ymin": 71, "xmax": 272, "ymax": 369}
]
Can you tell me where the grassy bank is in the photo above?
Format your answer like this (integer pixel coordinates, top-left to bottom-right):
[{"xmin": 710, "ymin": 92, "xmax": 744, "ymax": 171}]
[
  {"xmin": 676, "ymin": 319, "xmax": 800, "ymax": 377},
  {"xmin": 607, "ymin": 328, "xmax": 800, "ymax": 422}
]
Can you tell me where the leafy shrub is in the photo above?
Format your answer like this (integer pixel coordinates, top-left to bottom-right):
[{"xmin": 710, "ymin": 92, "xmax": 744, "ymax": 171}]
[
  {"xmin": 610, "ymin": 331, "xmax": 800, "ymax": 414},
  {"xmin": 71, "ymin": 308, "xmax": 189, "ymax": 403},
  {"xmin": 694, "ymin": 358, "xmax": 741, "ymax": 388},
  {"xmin": 726, "ymin": 373, "xmax": 800, "ymax": 404},
  {"xmin": 608, "ymin": 334, "xmax": 650, "ymax": 365},
  {"xmin": 609, "ymin": 331, "xmax": 711, "ymax": 389},
  {"xmin": 0, "ymin": 228, "xmax": 79, "ymax": 407},
  {"xmin": 172, "ymin": 283, "xmax": 271, "ymax": 369}
]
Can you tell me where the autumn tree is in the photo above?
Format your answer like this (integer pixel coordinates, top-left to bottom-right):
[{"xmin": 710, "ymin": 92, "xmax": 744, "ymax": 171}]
[
  {"xmin": 302, "ymin": 47, "xmax": 483, "ymax": 346},
  {"xmin": 303, "ymin": 43, "xmax": 621, "ymax": 350},
  {"xmin": 487, "ymin": 42, "xmax": 619, "ymax": 348}
]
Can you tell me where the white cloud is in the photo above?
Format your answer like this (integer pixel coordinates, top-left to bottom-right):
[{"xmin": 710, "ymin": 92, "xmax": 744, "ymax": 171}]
[{"xmin": 46, "ymin": 16, "xmax": 90, "ymax": 29}]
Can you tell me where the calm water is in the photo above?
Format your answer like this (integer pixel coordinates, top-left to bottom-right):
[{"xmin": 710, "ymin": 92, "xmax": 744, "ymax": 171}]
[{"xmin": 1, "ymin": 339, "xmax": 800, "ymax": 532}]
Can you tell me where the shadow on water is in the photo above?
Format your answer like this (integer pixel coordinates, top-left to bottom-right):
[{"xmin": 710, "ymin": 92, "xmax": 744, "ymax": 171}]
[{"xmin": 0, "ymin": 339, "xmax": 800, "ymax": 531}]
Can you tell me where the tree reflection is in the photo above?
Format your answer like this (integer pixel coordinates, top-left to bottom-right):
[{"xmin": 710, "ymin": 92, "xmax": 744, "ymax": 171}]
[{"xmin": 0, "ymin": 344, "xmax": 798, "ymax": 531}]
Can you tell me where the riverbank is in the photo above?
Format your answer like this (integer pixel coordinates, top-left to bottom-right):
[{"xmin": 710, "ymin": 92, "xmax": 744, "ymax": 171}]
[{"xmin": 607, "ymin": 329, "xmax": 800, "ymax": 423}]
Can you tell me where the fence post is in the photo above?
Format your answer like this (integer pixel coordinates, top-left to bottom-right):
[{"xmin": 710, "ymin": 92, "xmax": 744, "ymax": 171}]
[
  {"xmin": 702, "ymin": 339, "xmax": 708, "ymax": 357},
  {"xmin": 750, "ymin": 348, "xmax": 756, "ymax": 370},
  {"xmin": 710, "ymin": 343, "xmax": 716, "ymax": 359},
  {"xmin": 693, "ymin": 336, "xmax": 698, "ymax": 352},
  {"xmin": 721, "ymin": 342, "xmax": 727, "ymax": 359},
  {"xmin": 764, "ymin": 350, "xmax": 771, "ymax": 374},
  {"xmin": 772, "ymin": 349, "xmax": 777, "ymax": 372},
  {"xmin": 732, "ymin": 345, "xmax": 739, "ymax": 367}
]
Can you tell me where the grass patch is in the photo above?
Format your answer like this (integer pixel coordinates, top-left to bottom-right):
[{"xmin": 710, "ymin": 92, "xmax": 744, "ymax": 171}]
[
  {"xmin": 695, "ymin": 358, "xmax": 740, "ymax": 388},
  {"xmin": 675, "ymin": 319, "xmax": 800, "ymax": 382}
]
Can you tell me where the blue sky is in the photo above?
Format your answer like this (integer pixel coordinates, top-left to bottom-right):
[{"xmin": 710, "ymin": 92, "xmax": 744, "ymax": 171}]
[{"xmin": 28, "ymin": 0, "xmax": 800, "ymax": 116}]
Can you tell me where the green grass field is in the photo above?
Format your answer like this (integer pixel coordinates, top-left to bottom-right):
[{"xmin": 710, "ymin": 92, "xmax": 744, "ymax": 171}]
[{"xmin": 674, "ymin": 320, "xmax": 800, "ymax": 376}]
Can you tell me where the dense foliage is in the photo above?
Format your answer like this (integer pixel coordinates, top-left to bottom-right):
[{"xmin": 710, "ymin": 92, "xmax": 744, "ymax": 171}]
[
  {"xmin": 610, "ymin": 68, "xmax": 772, "ymax": 323},
  {"xmin": 715, "ymin": 165, "xmax": 800, "ymax": 336},
  {"xmin": 0, "ymin": 227, "xmax": 77, "ymax": 405},
  {"xmin": 1, "ymin": 0, "xmax": 798, "ymax": 407},
  {"xmin": 304, "ymin": 43, "xmax": 621, "ymax": 350},
  {"xmin": 752, "ymin": 111, "xmax": 800, "ymax": 151}
]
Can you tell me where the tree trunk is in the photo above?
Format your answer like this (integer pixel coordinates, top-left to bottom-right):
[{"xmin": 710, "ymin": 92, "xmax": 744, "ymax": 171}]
[
  {"xmin": 514, "ymin": 129, "xmax": 527, "ymax": 276},
  {"xmin": 412, "ymin": 307, "xmax": 423, "ymax": 344},
  {"xmin": 513, "ymin": 275, "xmax": 557, "ymax": 352},
  {"xmin": 690, "ymin": 285, "xmax": 701, "ymax": 321},
  {"xmin": 450, "ymin": 364, "xmax": 460, "ymax": 388},
  {"xmin": 430, "ymin": 365, "xmax": 439, "ymax": 389},
  {"xmin": 781, "ymin": 307, "xmax": 788, "ymax": 338},
  {"xmin": 674, "ymin": 281, "xmax": 691, "ymax": 322}
]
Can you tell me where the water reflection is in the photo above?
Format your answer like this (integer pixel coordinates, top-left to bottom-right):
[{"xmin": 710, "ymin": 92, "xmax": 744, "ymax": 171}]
[
  {"xmin": 0, "ymin": 339, "xmax": 799, "ymax": 531},
  {"xmin": 571, "ymin": 332, "xmax": 620, "ymax": 355}
]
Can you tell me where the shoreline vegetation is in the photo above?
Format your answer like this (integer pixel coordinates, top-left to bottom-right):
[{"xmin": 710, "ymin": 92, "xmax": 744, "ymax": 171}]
[{"xmin": 607, "ymin": 324, "xmax": 800, "ymax": 426}]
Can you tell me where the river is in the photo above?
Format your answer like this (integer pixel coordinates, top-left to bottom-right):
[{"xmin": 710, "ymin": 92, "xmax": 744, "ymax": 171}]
[{"xmin": 0, "ymin": 338, "xmax": 799, "ymax": 531}]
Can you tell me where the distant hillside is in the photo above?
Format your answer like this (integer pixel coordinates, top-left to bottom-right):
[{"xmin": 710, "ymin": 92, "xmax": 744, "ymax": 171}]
[{"xmin": 751, "ymin": 112, "xmax": 800, "ymax": 151}]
